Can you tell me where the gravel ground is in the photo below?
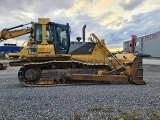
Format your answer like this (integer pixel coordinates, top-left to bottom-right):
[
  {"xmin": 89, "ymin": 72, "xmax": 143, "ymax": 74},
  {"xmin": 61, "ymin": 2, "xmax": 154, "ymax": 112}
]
[{"xmin": 0, "ymin": 65, "xmax": 160, "ymax": 120}]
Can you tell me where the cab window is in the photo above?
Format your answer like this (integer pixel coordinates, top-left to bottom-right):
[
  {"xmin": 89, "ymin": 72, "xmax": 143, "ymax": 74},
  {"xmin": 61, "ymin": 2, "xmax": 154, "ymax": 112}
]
[
  {"xmin": 46, "ymin": 25, "xmax": 53, "ymax": 42},
  {"xmin": 35, "ymin": 25, "xmax": 42, "ymax": 43}
]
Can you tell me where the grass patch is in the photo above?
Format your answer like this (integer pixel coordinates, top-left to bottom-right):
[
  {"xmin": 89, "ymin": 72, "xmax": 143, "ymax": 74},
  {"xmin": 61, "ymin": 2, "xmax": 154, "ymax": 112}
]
[
  {"xmin": 74, "ymin": 112, "xmax": 82, "ymax": 120},
  {"xmin": 120, "ymin": 112, "xmax": 141, "ymax": 120},
  {"xmin": 72, "ymin": 107, "xmax": 160, "ymax": 120},
  {"xmin": 87, "ymin": 107, "xmax": 114, "ymax": 113},
  {"xmin": 149, "ymin": 112, "xmax": 160, "ymax": 120}
]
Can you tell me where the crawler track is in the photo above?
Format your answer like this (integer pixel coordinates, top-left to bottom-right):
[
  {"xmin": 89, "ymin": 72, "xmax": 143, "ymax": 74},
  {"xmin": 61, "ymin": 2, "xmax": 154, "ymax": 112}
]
[{"xmin": 18, "ymin": 60, "xmax": 112, "ymax": 86}]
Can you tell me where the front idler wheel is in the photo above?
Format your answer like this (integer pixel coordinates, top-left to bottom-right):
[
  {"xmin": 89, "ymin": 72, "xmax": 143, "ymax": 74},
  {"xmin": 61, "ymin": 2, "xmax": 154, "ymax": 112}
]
[{"xmin": 24, "ymin": 67, "xmax": 41, "ymax": 83}]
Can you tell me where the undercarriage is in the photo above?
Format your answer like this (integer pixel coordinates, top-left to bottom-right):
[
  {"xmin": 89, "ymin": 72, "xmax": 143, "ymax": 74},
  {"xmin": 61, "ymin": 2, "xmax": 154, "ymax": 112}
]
[{"xmin": 18, "ymin": 58, "xmax": 146, "ymax": 86}]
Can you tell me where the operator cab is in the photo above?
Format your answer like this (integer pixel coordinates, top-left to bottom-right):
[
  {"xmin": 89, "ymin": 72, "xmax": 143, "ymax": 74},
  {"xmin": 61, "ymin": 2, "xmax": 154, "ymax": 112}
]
[{"xmin": 34, "ymin": 22, "xmax": 70, "ymax": 54}]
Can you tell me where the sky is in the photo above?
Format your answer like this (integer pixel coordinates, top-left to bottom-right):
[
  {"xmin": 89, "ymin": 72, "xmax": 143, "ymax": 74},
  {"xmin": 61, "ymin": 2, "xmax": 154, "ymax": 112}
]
[{"xmin": 0, "ymin": 0, "xmax": 160, "ymax": 52}]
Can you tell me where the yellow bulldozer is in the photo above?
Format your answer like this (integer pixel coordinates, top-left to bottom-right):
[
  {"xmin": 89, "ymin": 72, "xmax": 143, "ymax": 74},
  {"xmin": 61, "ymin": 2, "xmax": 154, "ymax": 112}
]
[{"xmin": 0, "ymin": 18, "xmax": 145, "ymax": 86}]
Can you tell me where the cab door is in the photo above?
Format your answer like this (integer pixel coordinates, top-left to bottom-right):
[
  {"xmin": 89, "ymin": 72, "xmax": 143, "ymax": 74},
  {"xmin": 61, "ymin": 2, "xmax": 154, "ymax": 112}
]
[{"xmin": 53, "ymin": 24, "xmax": 70, "ymax": 54}]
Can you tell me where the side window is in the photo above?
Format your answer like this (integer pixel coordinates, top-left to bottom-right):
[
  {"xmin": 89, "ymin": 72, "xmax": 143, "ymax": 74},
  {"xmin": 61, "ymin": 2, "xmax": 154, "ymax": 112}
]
[
  {"xmin": 46, "ymin": 25, "xmax": 53, "ymax": 42},
  {"xmin": 35, "ymin": 25, "xmax": 42, "ymax": 42}
]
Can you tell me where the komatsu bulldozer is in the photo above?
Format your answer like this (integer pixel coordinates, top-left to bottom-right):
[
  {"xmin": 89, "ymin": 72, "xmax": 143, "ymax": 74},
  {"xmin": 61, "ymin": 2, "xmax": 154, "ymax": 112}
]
[{"xmin": 0, "ymin": 18, "xmax": 145, "ymax": 85}]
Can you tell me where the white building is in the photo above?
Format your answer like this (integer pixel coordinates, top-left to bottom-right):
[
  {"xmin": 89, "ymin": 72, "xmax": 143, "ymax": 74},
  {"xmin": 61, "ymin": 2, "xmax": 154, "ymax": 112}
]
[{"xmin": 123, "ymin": 31, "xmax": 160, "ymax": 57}]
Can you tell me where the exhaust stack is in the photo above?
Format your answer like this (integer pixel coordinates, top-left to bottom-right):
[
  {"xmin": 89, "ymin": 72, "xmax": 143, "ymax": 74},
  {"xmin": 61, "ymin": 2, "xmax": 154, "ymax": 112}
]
[{"xmin": 82, "ymin": 25, "xmax": 86, "ymax": 42}]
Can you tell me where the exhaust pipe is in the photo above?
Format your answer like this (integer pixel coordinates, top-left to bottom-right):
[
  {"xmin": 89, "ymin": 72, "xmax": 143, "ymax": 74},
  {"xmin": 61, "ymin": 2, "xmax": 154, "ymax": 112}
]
[{"xmin": 82, "ymin": 25, "xmax": 86, "ymax": 42}]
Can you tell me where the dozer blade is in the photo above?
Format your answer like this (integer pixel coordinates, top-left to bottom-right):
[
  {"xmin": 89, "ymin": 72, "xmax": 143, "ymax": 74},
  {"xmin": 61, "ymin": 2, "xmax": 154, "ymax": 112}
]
[
  {"xmin": 65, "ymin": 74, "xmax": 129, "ymax": 83},
  {"xmin": 131, "ymin": 57, "xmax": 146, "ymax": 85}
]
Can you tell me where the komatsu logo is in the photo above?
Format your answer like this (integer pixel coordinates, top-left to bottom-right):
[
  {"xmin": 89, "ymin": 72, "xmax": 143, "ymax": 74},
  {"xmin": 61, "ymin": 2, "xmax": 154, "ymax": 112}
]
[{"xmin": 38, "ymin": 52, "xmax": 50, "ymax": 54}]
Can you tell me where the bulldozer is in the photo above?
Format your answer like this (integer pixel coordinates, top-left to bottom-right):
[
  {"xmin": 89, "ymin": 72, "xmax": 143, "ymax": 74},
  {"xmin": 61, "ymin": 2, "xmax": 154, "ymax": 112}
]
[{"xmin": 0, "ymin": 18, "xmax": 145, "ymax": 85}]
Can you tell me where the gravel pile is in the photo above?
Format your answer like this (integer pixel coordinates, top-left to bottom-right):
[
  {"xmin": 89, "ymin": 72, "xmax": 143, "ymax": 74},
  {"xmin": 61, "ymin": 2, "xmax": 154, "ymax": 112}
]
[{"xmin": 0, "ymin": 65, "xmax": 160, "ymax": 119}]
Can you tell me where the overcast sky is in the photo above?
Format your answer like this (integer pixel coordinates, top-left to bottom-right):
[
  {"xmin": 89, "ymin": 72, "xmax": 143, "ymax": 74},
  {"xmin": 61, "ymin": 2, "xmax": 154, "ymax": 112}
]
[{"xmin": 0, "ymin": 0, "xmax": 160, "ymax": 51}]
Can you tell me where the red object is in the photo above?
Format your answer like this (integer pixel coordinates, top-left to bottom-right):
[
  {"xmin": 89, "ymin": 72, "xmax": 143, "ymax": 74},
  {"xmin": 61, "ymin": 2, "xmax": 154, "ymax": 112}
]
[{"xmin": 131, "ymin": 35, "xmax": 137, "ymax": 53}]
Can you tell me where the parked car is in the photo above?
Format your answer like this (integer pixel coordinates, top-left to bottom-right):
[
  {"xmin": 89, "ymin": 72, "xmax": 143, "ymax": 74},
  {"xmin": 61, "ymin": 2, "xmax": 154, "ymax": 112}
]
[{"xmin": 135, "ymin": 53, "xmax": 151, "ymax": 57}]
